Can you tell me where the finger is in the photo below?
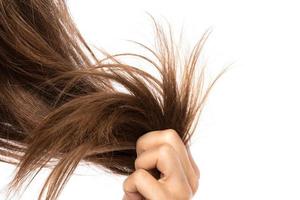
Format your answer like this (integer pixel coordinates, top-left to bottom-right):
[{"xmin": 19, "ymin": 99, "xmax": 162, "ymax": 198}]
[
  {"xmin": 136, "ymin": 129, "xmax": 199, "ymax": 193},
  {"xmin": 123, "ymin": 169, "xmax": 166, "ymax": 200},
  {"xmin": 134, "ymin": 144, "xmax": 192, "ymax": 200},
  {"xmin": 134, "ymin": 144, "xmax": 185, "ymax": 180}
]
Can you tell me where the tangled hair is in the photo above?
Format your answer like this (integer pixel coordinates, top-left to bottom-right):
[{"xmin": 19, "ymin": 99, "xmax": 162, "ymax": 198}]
[{"xmin": 0, "ymin": 0, "xmax": 227, "ymax": 199}]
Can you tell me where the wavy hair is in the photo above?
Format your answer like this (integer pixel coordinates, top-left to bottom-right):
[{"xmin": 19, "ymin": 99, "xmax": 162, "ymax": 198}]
[{"xmin": 0, "ymin": 0, "xmax": 227, "ymax": 199}]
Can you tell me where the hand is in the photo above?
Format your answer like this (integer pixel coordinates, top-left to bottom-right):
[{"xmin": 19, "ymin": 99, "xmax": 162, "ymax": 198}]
[{"xmin": 122, "ymin": 129, "xmax": 200, "ymax": 200}]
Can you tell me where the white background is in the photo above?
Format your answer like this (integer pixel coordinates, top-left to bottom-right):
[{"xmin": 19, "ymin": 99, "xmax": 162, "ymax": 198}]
[{"xmin": 1, "ymin": 0, "xmax": 300, "ymax": 199}]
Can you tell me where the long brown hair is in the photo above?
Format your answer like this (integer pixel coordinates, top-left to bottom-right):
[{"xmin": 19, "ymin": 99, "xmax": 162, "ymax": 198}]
[{"xmin": 0, "ymin": 0, "xmax": 227, "ymax": 199}]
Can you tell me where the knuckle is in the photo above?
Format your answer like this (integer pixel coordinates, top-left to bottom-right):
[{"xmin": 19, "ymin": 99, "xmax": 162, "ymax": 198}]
[
  {"xmin": 136, "ymin": 136, "xmax": 145, "ymax": 153},
  {"xmin": 158, "ymin": 143, "xmax": 175, "ymax": 157},
  {"xmin": 163, "ymin": 129, "xmax": 180, "ymax": 143},
  {"xmin": 164, "ymin": 129, "xmax": 178, "ymax": 138}
]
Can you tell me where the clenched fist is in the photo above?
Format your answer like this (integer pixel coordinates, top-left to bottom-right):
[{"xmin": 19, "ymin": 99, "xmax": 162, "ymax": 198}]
[{"xmin": 122, "ymin": 129, "xmax": 200, "ymax": 200}]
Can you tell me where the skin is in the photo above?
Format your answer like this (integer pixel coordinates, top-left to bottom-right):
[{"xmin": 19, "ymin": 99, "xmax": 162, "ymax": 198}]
[{"xmin": 122, "ymin": 129, "xmax": 200, "ymax": 200}]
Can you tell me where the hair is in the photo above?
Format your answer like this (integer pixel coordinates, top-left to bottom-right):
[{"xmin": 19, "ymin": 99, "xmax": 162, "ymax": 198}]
[{"xmin": 0, "ymin": 0, "xmax": 228, "ymax": 199}]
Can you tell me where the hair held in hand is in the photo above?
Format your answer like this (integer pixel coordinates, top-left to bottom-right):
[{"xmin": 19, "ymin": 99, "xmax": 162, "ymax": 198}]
[{"xmin": 0, "ymin": 0, "xmax": 227, "ymax": 199}]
